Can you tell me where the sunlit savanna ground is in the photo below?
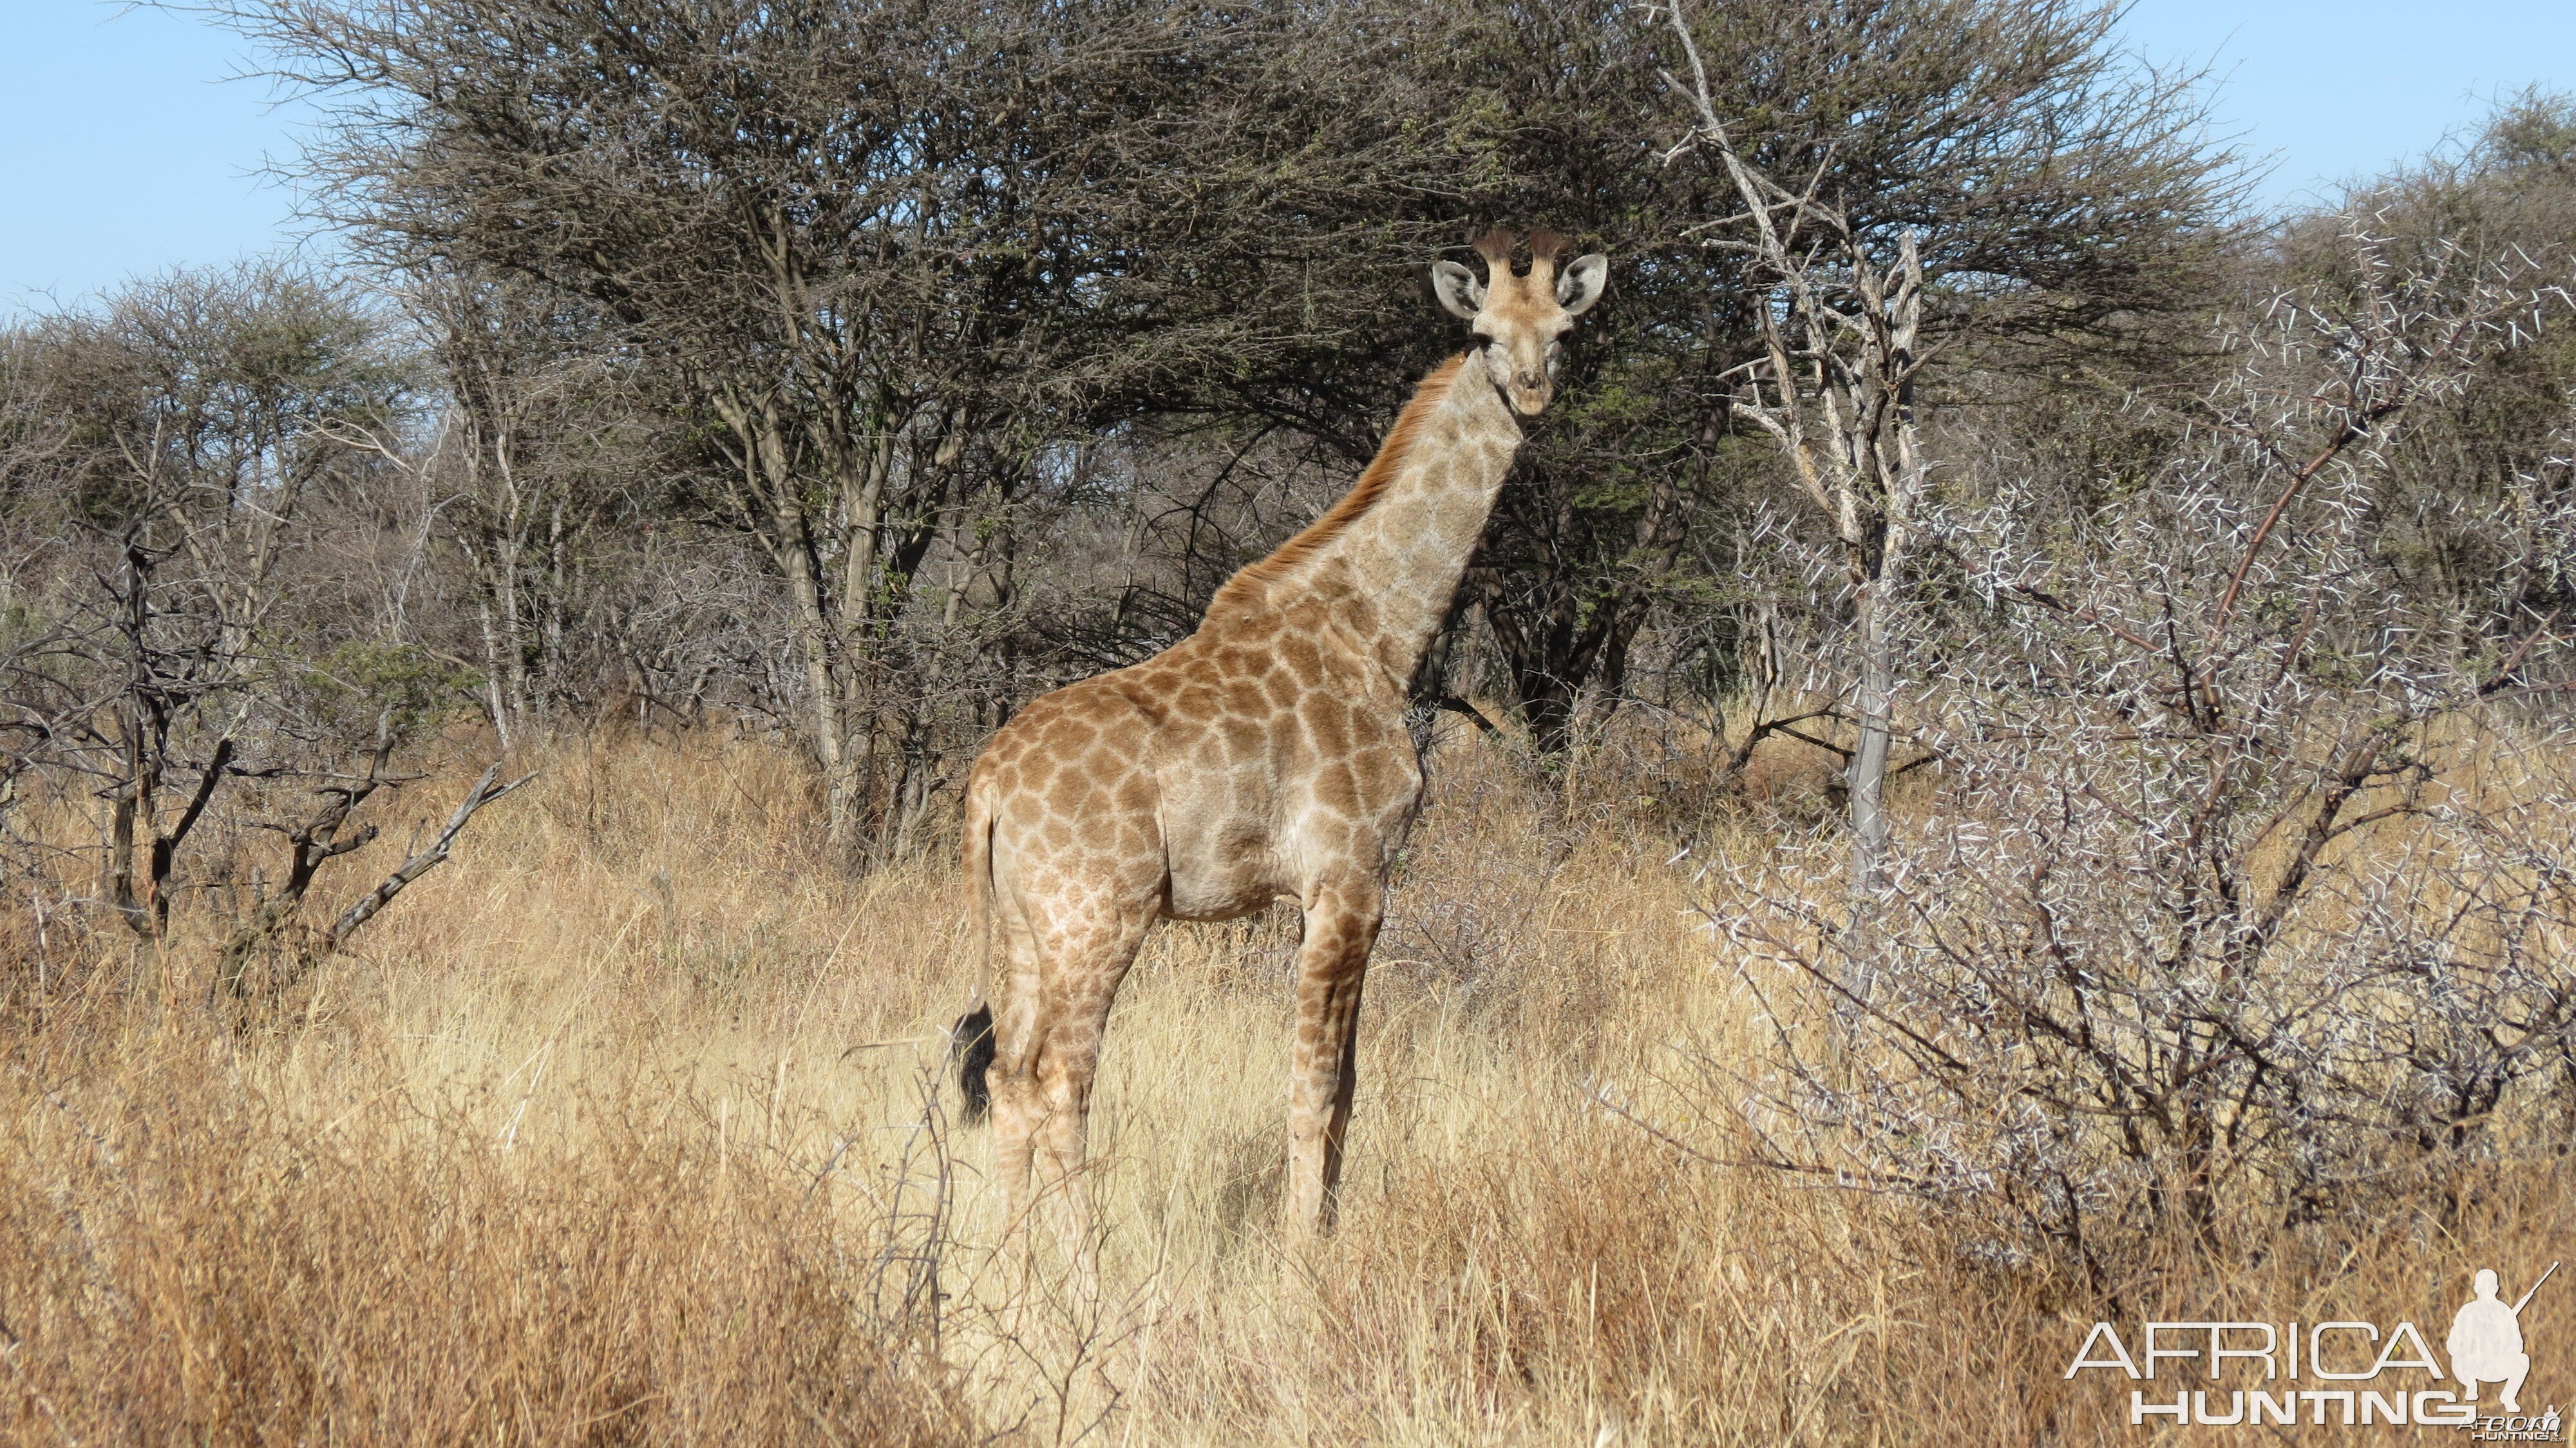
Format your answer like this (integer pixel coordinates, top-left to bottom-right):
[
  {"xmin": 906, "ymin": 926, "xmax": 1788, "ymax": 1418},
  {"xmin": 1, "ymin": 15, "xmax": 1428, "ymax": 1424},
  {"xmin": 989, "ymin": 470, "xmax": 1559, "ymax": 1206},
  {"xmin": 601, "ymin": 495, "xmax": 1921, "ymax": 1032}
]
[{"xmin": 6, "ymin": 720, "xmax": 2571, "ymax": 1444}]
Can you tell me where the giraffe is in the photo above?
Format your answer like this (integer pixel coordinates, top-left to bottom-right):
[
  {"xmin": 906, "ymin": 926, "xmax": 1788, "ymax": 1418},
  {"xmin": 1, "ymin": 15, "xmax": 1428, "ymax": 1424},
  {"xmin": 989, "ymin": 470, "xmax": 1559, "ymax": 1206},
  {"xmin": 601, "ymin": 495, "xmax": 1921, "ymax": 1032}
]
[{"xmin": 951, "ymin": 229, "xmax": 1608, "ymax": 1246}]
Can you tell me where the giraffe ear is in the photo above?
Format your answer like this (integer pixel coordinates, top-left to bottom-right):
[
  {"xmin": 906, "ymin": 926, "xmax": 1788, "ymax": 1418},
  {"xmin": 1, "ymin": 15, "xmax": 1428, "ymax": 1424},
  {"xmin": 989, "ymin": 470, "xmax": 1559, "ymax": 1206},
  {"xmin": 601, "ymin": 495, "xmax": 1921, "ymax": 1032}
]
[
  {"xmin": 1430, "ymin": 260, "xmax": 1486, "ymax": 321},
  {"xmin": 1557, "ymin": 254, "xmax": 1609, "ymax": 316}
]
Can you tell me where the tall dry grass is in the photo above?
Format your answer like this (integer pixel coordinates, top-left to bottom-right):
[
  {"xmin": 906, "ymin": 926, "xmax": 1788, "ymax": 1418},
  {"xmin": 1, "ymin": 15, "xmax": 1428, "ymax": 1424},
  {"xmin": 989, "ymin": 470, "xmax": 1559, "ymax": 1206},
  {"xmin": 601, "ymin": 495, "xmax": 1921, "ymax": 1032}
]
[{"xmin": 6, "ymin": 721, "xmax": 2571, "ymax": 1444}]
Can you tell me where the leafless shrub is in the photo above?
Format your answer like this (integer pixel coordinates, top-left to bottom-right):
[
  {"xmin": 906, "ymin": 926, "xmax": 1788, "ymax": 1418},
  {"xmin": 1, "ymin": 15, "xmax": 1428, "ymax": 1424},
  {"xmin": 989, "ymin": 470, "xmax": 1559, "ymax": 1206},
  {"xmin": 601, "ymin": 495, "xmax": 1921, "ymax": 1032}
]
[{"xmin": 1682, "ymin": 229, "xmax": 2576, "ymax": 1279}]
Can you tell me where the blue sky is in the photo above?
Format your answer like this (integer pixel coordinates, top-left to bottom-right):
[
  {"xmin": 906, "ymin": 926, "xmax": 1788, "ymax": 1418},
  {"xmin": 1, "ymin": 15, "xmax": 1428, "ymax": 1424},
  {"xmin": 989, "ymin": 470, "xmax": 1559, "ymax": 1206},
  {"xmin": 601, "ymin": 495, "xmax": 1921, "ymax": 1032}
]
[{"xmin": 5, "ymin": 0, "xmax": 2574, "ymax": 316}]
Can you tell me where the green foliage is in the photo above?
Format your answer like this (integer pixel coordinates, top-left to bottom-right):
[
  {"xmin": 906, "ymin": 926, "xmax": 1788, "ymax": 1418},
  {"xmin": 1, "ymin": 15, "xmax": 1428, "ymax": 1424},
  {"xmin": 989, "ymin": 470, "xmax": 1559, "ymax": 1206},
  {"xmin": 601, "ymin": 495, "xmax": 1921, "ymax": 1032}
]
[{"xmin": 299, "ymin": 641, "xmax": 483, "ymax": 743}]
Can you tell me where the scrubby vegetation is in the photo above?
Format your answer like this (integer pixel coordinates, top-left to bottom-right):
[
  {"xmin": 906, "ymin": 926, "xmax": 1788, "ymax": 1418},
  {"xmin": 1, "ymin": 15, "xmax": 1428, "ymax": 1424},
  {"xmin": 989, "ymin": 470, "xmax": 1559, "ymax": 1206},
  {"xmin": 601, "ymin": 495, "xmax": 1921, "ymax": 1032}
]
[{"xmin": 5, "ymin": 0, "xmax": 2575, "ymax": 1440}]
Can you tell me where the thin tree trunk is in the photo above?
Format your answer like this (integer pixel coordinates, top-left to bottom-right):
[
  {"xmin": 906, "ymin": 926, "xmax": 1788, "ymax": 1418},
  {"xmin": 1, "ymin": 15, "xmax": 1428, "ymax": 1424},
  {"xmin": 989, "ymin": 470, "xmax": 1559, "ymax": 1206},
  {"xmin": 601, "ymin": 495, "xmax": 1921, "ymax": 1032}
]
[
  {"xmin": 776, "ymin": 521, "xmax": 854, "ymax": 855},
  {"xmin": 494, "ymin": 430, "xmax": 530, "ymax": 728},
  {"xmin": 106, "ymin": 544, "xmax": 154, "ymax": 935},
  {"xmin": 474, "ymin": 582, "xmax": 514, "ymax": 753},
  {"xmin": 1844, "ymin": 576, "xmax": 1893, "ymax": 1000}
]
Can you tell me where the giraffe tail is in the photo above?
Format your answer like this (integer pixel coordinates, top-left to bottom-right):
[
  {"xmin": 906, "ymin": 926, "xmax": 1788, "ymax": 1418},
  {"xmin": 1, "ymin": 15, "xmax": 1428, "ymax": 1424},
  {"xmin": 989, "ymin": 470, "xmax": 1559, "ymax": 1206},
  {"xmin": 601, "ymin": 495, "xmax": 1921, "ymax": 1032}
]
[{"xmin": 949, "ymin": 773, "xmax": 998, "ymax": 1124}]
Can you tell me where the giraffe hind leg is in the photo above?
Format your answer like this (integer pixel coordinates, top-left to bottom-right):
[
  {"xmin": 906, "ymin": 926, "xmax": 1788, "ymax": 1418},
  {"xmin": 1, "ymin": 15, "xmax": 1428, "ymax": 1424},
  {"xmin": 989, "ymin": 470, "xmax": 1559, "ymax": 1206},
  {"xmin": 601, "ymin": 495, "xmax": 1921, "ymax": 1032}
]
[
  {"xmin": 1030, "ymin": 904, "xmax": 1153, "ymax": 1263},
  {"xmin": 987, "ymin": 893, "xmax": 1151, "ymax": 1257}
]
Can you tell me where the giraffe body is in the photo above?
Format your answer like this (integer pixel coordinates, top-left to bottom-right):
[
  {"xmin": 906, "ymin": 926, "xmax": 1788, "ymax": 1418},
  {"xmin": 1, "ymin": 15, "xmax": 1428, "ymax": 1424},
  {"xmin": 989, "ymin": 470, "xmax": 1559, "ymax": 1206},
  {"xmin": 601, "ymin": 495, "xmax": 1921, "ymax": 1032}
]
[{"xmin": 955, "ymin": 231, "xmax": 1606, "ymax": 1244}]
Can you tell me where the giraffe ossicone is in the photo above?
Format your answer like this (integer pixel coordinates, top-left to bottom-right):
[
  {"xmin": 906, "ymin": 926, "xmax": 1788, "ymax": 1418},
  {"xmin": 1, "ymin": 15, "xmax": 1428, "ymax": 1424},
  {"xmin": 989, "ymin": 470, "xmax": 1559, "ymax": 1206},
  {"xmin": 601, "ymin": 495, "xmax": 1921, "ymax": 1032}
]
[{"xmin": 951, "ymin": 229, "xmax": 1609, "ymax": 1247}]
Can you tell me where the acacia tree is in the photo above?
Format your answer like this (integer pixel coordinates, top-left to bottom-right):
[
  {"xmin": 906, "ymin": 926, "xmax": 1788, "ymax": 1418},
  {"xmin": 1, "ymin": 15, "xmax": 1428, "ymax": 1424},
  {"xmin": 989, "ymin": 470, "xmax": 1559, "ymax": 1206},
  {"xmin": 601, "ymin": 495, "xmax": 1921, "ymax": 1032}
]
[
  {"xmin": 390, "ymin": 267, "xmax": 652, "ymax": 748},
  {"xmin": 211, "ymin": 0, "xmax": 2245, "ymax": 812},
  {"xmin": 225, "ymin": 0, "xmax": 1470, "ymax": 860},
  {"xmin": 227, "ymin": 0, "xmax": 1052, "ymax": 855}
]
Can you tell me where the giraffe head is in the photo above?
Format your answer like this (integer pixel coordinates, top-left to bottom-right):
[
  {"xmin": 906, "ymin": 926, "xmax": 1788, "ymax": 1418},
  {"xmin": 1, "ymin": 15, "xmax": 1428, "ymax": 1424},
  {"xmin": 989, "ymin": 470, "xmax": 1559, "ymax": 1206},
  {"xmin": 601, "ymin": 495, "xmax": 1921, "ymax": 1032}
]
[{"xmin": 1430, "ymin": 228, "xmax": 1609, "ymax": 417}]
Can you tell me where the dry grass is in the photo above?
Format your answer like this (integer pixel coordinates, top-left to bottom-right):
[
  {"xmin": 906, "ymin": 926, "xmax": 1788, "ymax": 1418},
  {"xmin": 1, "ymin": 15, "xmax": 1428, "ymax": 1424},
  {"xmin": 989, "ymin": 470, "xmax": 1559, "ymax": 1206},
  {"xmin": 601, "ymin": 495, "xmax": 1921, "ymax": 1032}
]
[{"xmin": 5, "ymin": 722, "xmax": 2572, "ymax": 1444}]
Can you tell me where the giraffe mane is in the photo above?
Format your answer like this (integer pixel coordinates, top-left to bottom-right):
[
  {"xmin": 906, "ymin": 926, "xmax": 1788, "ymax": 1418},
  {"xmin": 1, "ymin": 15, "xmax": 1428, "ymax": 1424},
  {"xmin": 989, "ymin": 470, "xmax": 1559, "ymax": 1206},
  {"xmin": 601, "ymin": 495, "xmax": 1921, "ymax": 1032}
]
[{"xmin": 1208, "ymin": 354, "xmax": 1469, "ymax": 615}]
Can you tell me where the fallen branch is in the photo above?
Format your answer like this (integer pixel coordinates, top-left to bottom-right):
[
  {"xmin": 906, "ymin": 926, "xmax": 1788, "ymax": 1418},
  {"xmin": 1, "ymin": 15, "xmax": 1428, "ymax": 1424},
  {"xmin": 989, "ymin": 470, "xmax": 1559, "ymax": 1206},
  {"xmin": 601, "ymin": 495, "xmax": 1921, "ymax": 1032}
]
[{"xmin": 325, "ymin": 762, "xmax": 534, "ymax": 953}]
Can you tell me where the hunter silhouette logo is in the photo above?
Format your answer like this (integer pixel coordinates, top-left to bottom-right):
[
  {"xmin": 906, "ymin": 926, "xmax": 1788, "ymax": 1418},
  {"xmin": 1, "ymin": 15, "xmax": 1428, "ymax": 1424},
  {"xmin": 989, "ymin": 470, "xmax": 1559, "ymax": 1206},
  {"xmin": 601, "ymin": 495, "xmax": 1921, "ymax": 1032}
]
[
  {"xmin": 2063, "ymin": 1261, "xmax": 2561, "ymax": 1431},
  {"xmin": 2454, "ymin": 1264, "xmax": 2555, "ymax": 1414}
]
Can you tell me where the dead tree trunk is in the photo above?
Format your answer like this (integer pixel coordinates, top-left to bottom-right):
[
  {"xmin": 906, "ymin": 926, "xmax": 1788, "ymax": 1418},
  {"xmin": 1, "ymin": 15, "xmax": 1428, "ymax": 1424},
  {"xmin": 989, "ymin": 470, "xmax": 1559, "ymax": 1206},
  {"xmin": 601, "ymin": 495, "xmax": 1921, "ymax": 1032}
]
[{"xmin": 1662, "ymin": 5, "xmax": 1932, "ymax": 1002}]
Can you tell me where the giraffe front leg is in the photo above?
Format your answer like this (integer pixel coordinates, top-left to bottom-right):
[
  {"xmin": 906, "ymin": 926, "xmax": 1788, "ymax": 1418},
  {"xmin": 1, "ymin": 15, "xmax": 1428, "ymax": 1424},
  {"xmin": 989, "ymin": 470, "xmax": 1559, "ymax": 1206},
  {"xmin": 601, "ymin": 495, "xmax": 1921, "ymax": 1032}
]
[{"xmin": 1285, "ymin": 879, "xmax": 1382, "ymax": 1243}]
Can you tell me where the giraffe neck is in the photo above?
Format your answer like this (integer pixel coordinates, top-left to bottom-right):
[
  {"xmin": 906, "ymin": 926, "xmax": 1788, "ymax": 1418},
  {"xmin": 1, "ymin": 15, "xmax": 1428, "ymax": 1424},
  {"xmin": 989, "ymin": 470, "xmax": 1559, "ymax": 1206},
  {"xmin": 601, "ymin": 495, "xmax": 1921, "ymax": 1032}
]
[
  {"xmin": 1304, "ymin": 354, "xmax": 1521, "ymax": 687},
  {"xmin": 1200, "ymin": 353, "xmax": 1522, "ymax": 691}
]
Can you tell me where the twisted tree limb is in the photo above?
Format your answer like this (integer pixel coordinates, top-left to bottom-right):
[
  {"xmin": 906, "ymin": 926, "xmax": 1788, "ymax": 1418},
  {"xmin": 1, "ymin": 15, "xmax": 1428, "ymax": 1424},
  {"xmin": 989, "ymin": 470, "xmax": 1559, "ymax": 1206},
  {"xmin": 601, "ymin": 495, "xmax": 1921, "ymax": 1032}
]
[{"xmin": 325, "ymin": 761, "xmax": 534, "ymax": 952}]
